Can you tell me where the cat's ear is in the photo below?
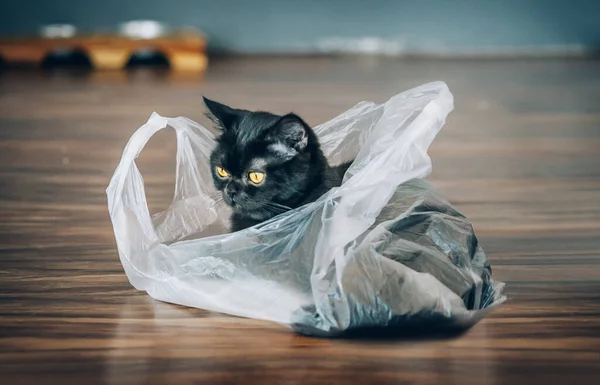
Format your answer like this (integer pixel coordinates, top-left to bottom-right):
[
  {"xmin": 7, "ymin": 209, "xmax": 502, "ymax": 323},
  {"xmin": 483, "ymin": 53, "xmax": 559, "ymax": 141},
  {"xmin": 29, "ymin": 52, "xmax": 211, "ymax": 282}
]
[
  {"xmin": 203, "ymin": 96, "xmax": 237, "ymax": 131},
  {"xmin": 269, "ymin": 114, "xmax": 308, "ymax": 151}
]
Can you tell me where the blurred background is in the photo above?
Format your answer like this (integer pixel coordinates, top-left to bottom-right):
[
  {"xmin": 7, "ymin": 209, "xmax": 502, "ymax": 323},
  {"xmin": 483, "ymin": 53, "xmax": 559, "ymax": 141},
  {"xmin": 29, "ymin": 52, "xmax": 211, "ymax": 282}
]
[{"xmin": 1, "ymin": 0, "xmax": 599, "ymax": 56}]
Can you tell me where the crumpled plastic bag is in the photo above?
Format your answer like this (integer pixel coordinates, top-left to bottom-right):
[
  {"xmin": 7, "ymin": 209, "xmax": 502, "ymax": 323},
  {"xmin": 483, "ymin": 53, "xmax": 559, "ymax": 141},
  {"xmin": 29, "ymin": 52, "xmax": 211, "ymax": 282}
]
[{"xmin": 107, "ymin": 81, "xmax": 506, "ymax": 337}]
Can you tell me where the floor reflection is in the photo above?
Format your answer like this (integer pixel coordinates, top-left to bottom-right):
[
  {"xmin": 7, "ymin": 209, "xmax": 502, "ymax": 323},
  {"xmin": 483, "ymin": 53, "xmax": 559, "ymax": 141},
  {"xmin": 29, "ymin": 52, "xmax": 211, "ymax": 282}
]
[{"xmin": 104, "ymin": 295, "xmax": 501, "ymax": 384}]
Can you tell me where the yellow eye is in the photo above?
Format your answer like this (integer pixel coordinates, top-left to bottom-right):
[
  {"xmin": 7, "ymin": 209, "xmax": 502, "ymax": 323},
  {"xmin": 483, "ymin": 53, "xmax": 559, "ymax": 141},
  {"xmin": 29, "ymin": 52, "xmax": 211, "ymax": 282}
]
[
  {"xmin": 248, "ymin": 171, "xmax": 265, "ymax": 184},
  {"xmin": 216, "ymin": 166, "xmax": 229, "ymax": 178}
]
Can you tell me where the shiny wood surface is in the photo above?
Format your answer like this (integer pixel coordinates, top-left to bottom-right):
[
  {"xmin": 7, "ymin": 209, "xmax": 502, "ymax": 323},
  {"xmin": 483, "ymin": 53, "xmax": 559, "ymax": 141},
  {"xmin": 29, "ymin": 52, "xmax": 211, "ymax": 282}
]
[{"xmin": 1, "ymin": 58, "xmax": 599, "ymax": 384}]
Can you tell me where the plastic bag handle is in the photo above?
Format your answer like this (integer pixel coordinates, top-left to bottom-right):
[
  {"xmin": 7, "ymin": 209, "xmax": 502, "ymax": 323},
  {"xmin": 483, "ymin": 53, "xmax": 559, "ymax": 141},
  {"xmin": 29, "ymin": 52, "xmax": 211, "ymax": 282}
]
[
  {"xmin": 106, "ymin": 112, "xmax": 170, "ymax": 260},
  {"xmin": 110, "ymin": 112, "xmax": 168, "ymax": 204}
]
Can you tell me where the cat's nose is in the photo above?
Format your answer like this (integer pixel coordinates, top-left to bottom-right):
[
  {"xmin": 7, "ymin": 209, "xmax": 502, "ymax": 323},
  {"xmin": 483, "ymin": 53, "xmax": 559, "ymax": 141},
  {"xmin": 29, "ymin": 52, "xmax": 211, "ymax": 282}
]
[{"xmin": 225, "ymin": 184, "xmax": 239, "ymax": 202}]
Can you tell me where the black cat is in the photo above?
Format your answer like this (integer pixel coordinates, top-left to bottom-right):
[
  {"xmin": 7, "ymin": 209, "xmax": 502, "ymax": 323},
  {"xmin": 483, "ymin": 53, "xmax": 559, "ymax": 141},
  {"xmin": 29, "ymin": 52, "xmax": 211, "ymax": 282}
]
[{"xmin": 204, "ymin": 97, "xmax": 351, "ymax": 232}]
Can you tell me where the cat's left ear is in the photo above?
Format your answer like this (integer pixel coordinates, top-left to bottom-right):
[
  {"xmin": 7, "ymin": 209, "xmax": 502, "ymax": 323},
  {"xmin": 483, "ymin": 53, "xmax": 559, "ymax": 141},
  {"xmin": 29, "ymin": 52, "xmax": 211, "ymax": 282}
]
[
  {"xmin": 203, "ymin": 96, "xmax": 238, "ymax": 131},
  {"xmin": 269, "ymin": 114, "xmax": 308, "ymax": 151}
]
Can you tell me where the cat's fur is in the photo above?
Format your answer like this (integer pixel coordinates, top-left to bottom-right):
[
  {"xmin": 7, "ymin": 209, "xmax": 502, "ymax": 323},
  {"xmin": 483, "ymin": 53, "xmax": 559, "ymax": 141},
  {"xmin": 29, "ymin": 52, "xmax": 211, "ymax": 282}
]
[{"xmin": 204, "ymin": 97, "xmax": 351, "ymax": 232}]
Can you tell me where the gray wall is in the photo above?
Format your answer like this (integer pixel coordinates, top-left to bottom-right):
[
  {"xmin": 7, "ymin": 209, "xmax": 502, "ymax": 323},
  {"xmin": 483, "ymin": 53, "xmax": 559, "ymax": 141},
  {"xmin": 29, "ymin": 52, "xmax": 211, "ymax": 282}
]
[{"xmin": 2, "ymin": 0, "xmax": 599, "ymax": 55}]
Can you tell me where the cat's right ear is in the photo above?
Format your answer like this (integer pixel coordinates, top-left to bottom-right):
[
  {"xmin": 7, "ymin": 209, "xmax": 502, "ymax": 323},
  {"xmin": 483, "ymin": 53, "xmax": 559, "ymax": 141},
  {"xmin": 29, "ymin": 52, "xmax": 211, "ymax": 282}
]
[{"xmin": 203, "ymin": 96, "xmax": 237, "ymax": 131}]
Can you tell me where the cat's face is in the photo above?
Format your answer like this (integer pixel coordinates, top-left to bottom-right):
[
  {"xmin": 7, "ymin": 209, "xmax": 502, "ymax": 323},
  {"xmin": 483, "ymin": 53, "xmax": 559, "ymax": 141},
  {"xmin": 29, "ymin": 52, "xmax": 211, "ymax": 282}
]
[{"xmin": 205, "ymin": 97, "xmax": 314, "ymax": 221}]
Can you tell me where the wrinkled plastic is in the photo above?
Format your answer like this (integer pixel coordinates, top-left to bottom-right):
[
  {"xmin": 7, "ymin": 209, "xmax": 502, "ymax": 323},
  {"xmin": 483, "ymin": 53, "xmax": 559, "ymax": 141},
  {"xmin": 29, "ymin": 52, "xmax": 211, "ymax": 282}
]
[{"xmin": 107, "ymin": 81, "xmax": 506, "ymax": 337}]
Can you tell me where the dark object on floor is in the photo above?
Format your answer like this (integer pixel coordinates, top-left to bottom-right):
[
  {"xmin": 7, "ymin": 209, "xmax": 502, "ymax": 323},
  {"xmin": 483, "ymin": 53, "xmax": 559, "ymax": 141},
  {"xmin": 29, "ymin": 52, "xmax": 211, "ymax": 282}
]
[{"xmin": 0, "ymin": 31, "xmax": 207, "ymax": 71}]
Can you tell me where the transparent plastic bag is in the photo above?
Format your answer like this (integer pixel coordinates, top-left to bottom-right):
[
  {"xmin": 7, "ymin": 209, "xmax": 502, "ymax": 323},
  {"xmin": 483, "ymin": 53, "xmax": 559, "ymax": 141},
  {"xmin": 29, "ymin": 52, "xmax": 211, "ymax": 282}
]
[{"xmin": 107, "ymin": 81, "xmax": 506, "ymax": 337}]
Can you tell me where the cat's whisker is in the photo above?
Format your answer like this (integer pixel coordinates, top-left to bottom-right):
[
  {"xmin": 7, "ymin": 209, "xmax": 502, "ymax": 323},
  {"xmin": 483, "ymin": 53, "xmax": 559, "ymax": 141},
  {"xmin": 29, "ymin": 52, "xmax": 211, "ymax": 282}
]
[
  {"xmin": 263, "ymin": 203, "xmax": 291, "ymax": 213},
  {"xmin": 209, "ymin": 196, "xmax": 224, "ymax": 208},
  {"xmin": 267, "ymin": 202, "xmax": 293, "ymax": 210},
  {"xmin": 264, "ymin": 204, "xmax": 284, "ymax": 211}
]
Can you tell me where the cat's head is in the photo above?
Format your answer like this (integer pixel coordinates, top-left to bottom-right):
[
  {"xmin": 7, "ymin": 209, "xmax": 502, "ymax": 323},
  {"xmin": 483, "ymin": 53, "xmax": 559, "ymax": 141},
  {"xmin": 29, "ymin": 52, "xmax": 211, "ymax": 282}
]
[{"xmin": 204, "ymin": 97, "xmax": 324, "ymax": 221}]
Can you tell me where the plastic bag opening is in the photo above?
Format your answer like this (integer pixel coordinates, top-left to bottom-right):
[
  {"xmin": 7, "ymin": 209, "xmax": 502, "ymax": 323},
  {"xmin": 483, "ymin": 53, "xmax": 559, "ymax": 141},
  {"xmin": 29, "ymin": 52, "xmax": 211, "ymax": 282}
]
[{"xmin": 107, "ymin": 81, "xmax": 506, "ymax": 337}]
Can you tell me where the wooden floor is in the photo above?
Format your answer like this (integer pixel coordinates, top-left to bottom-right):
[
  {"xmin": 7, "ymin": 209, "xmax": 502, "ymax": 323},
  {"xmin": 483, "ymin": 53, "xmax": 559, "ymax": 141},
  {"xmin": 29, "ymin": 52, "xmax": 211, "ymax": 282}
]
[{"xmin": 1, "ymin": 58, "xmax": 599, "ymax": 384}]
